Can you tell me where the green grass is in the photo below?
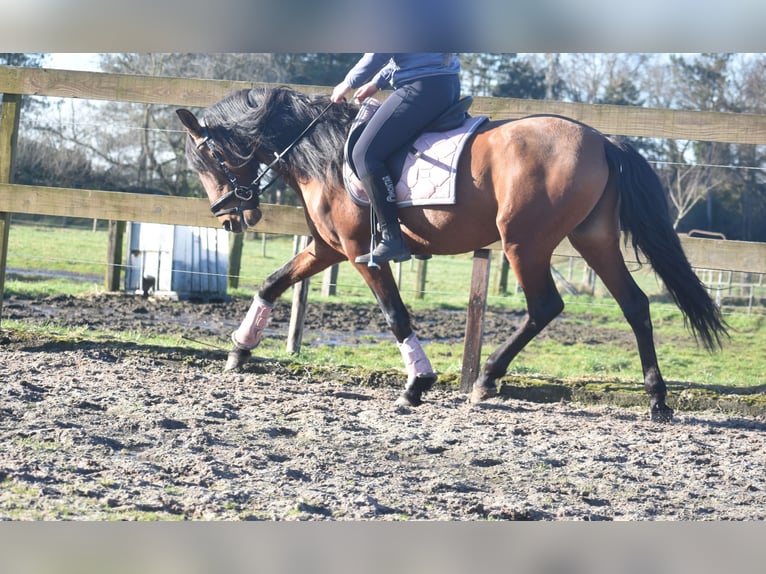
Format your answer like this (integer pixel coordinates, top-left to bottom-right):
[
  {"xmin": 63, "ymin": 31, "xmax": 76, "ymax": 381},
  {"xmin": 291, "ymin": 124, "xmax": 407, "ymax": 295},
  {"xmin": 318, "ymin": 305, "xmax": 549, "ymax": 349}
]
[
  {"xmin": 5, "ymin": 220, "xmax": 109, "ymax": 296},
  {"xmin": 7, "ymin": 222, "xmax": 108, "ymax": 277},
  {"xmin": 2, "ymin": 276, "xmax": 103, "ymax": 297},
  {"xmin": 4, "ymin": 220, "xmax": 766, "ymax": 393}
]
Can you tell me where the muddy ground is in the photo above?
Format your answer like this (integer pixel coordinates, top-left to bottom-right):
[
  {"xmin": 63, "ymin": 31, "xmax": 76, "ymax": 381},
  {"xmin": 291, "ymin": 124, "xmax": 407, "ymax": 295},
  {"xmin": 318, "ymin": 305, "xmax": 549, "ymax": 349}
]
[{"xmin": 1, "ymin": 292, "xmax": 765, "ymax": 520}]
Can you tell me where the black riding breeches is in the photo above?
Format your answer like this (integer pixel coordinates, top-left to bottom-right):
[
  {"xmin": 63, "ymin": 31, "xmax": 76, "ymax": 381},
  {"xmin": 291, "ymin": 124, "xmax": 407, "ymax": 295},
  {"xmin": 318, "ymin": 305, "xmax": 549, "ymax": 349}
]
[{"xmin": 351, "ymin": 74, "xmax": 461, "ymax": 180}]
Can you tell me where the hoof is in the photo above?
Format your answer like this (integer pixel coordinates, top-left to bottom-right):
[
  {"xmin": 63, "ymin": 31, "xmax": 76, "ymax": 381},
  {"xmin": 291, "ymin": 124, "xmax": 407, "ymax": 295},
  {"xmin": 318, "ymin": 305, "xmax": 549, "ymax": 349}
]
[
  {"xmin": 470, "ymin": 384, "xmax": 497, "ymax": 404},
  {"xmin": 225, "ymin": 348, "xmax": 251, "ymax": 371},
  {"xmin": 395, "ymin": 373, "xmax": 437, "ymax": 407},
  {"xmin": 394, "ymin": 394, "xmax": 418, "ymax": 408},
  {"xmin": 650, "ymin": 402, "xmax": 674, "ymax": 423}
]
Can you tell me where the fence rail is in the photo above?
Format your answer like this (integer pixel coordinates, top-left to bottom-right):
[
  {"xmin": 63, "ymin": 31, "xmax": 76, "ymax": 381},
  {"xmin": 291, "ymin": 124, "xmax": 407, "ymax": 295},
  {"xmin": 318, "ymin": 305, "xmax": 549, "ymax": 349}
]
[
  {"xmin": 2, "ymin": 66, "xmax": 766, "ymax": 384},
  {"xmin": 4, "ymin": 66, "xmax": 766, "ymax": 143}
]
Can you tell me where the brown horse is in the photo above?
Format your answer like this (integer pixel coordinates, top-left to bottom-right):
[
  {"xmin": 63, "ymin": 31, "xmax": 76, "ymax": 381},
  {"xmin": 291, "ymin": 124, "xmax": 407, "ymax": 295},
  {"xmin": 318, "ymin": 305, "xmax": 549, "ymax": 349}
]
[{"xmin": 177, "ymin": 86, "xmax": 727, "ymax": 422}]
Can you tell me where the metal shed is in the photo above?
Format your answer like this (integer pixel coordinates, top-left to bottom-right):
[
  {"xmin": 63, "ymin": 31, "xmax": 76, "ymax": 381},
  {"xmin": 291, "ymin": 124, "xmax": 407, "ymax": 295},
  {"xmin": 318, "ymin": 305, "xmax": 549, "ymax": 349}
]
[{"xmin": 124, "ymin": 222, "xmax": 229, "ymax": 300}]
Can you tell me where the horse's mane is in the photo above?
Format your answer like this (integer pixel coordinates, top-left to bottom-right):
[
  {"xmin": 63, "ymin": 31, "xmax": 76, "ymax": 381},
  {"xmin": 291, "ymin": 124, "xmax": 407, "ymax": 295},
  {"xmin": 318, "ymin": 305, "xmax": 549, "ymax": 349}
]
[{"xmin": 186, "ymin": 87, "xmax": 358, "ymax": 189}]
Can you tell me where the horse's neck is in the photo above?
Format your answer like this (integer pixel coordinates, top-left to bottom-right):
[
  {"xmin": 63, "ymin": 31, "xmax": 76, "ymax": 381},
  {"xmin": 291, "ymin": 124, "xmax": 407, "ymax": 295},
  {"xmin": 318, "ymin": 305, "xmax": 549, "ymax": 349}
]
[
  {"xmin": 297, "ymin": 177, "xmax": 332, "ymax": 205},
  {"xmin": 297, "ymin": 176, "xmax": 351, "ymax": 225}
]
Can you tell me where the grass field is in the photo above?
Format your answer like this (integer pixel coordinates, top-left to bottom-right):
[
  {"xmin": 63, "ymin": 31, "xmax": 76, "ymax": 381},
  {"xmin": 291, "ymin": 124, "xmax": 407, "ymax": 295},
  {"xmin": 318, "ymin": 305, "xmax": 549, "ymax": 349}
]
[{"xmin": 4, "ymin": 220, "xmax": 766, "ymax": 393}]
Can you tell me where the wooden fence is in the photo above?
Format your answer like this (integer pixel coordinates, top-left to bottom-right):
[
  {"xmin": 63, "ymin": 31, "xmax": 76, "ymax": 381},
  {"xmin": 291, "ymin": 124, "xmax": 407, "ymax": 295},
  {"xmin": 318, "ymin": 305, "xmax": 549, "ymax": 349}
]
[{"xmin": 2, "ymin": 66, "xmax": 766, "ymax": 391}]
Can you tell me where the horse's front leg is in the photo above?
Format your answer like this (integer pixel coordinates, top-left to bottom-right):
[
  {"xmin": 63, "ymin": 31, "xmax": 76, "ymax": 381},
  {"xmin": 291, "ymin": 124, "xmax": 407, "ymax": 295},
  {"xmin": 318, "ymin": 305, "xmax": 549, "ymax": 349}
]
[
  {"xmin": 355, "ymin": 262, "xmax": 438, "ymax": 407},
  {"xmin": 225, "ymin": 239, "xmax": 344, "ymax": 371},
  {"xmin": 396, "ymin": 332, "xmax": 439, "ymax": 406}
]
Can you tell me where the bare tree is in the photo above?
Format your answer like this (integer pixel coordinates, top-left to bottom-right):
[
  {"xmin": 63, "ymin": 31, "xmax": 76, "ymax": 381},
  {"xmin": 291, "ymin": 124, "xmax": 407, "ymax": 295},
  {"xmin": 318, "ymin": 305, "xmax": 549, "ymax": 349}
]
[
  {"xmin": 658, "ymin": 140, "xmax": 722, "ymax": 229},
  {"xmin": 550, "ymin": 53, "xmax": 652, "ymax": 103}
]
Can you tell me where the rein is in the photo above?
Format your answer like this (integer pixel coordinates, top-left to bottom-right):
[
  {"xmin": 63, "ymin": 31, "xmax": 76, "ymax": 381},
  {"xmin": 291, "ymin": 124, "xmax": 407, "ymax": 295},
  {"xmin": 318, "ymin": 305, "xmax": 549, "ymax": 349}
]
[{"xmin": 202, "ymin": 101, "xmax": 334, "ymax": 230}]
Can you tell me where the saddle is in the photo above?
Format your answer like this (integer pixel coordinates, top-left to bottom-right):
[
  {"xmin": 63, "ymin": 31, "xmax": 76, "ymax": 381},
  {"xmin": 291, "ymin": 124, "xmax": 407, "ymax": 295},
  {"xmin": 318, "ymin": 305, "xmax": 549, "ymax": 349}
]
[{"xmin": 343, "ymin": 97, "xmax": 488, "ymax": 207}]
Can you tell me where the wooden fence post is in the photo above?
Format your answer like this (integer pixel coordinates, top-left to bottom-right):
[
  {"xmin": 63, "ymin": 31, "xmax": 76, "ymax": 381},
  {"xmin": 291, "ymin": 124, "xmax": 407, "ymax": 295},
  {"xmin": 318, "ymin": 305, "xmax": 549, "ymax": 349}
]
[
  {"xmin": 460, "ymin": 249, "xmax": 491, "ymax": 393},
  {"xmin": 0, "ymin": 93, "xmax": 21, "ymax": 325},
  {"xmin": 416, "ymin": 258, "xmax": 428, "ymax": 299},
  {"xmin": 493, "ymin": 250, "xmax": 509, "ymax": 295},
  {"xmin": 227, "ymin": 231, "xmax": 244, "ymax": 289},
  {"xmin": 286, "ymin": 235, "xmax": 310, "ymax": 354},
  {"xmin": 105, "ymin": 220, "xmax": 126, "ymax": 291},
  {"xmin": 321, "ymin": 264, "xmax": 338, "ymax": 297}
]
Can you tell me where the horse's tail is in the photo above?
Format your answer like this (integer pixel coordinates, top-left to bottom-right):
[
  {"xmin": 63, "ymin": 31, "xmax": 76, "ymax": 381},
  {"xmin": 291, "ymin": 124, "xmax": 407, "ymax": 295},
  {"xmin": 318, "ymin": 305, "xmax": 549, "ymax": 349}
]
[{"xmin": 604, "ymin": 136, "xmax": 728, "ymax": 351}]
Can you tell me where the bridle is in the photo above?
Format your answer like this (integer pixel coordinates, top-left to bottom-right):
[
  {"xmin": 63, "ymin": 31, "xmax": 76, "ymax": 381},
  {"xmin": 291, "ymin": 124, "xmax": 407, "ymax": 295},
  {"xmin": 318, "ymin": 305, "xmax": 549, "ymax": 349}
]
[
  {"xmin": 198, "ymin": 128, "xmax": 271, "ymax": 228},
  {"xmin": 199, "ymin": 101, "xmax": 334, "ymax": 231}
]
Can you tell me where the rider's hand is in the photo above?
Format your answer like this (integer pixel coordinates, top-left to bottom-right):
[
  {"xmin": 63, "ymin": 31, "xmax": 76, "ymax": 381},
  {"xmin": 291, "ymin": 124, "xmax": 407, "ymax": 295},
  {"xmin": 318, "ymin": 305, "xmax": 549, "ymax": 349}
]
[
  {"xmin": 331, "ymin": 82, "xmax": 351, "ymax": 103},
  {"xmin": 353, "ymin": 82, "xmax": 379, "ymax": 103}
]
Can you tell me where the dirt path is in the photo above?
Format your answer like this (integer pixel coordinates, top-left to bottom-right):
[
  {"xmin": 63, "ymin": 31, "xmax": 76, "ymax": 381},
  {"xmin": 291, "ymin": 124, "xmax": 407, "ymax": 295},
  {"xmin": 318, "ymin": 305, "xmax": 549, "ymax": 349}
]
[{"xmin": 1, "ymin": 293, "xmax": 765, "ymax": 520}]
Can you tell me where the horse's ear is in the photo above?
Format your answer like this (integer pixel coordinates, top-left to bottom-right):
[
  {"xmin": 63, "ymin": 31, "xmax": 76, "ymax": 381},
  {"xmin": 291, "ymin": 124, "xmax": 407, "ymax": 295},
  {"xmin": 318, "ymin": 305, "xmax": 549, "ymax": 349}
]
[{"xmin": 176, "ymin": 109, "xmax": 205, "ymax": 141}]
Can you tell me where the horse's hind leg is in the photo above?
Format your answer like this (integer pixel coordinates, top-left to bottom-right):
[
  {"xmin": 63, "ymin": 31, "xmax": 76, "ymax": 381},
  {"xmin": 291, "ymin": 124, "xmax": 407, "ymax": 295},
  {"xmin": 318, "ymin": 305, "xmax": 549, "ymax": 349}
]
[
  {"xmin": 568, "ymin": 232, "xmax": 673, "ymax": 422},
  {"xmin": 471, "ymin": 247, "xmax": 564, "ymax": 402}
]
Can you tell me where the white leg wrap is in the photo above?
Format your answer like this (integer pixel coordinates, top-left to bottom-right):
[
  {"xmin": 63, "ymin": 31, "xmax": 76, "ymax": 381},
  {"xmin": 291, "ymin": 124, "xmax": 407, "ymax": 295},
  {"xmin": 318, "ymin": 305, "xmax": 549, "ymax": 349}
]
[
  {"xmin": 398, "ymin": 333, "xmax": 433, "ymax": 378},
  {"xmin": 232, "ymin": 296, "xmax": 273, "ymax": 350}
]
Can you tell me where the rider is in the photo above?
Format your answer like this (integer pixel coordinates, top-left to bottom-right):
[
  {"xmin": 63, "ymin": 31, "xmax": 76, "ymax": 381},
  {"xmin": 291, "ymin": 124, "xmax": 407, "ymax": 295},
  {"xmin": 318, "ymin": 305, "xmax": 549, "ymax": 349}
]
[{"xmin": 331, "ymin": 53, "xmax": 461, "ymax": 265}]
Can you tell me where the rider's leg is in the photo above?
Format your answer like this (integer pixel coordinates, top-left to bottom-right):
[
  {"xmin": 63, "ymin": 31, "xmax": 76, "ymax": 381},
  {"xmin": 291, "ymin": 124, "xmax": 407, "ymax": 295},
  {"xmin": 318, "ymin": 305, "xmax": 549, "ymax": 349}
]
[
  {"xmin": 354, "ymin": 169, "xmax": 411, "ymax": 265},
  {"xmin": 352, "ymin": 75, "xmax": 460, "ymax": 267}
]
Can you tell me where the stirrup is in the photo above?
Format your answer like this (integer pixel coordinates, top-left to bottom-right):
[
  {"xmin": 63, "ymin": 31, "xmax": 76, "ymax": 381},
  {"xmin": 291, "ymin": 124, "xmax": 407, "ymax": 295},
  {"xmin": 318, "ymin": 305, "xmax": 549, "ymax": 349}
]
[{"xmin": 355, "ymin": 241, "xmax": 411, "ymax": 267}]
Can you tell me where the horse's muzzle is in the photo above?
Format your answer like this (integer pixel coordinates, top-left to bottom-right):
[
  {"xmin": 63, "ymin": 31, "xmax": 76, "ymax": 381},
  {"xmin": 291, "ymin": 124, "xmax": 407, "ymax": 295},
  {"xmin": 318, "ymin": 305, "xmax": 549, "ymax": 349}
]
[{"xmin": 221, "ymin": 208, "xmax": 262, "ymax": 233}]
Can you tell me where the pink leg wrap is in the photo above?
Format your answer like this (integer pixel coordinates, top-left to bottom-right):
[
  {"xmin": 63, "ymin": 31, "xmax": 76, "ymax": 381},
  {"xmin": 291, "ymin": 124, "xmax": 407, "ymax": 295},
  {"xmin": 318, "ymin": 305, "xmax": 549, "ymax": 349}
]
[
  {"xmin": 232, "ymin": 296, "xmax": 273, "ymax": 350},
  {"xmin": 398, "ymin": 333, "xmax": 434, "ymax": 378}
]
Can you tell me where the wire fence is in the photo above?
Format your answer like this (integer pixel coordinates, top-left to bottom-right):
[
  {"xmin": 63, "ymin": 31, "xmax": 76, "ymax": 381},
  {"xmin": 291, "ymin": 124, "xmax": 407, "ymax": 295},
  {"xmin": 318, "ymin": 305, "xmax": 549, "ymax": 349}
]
[{"xmin": 6, "ymin": 220, "xmax": 765, "ymax": 319}]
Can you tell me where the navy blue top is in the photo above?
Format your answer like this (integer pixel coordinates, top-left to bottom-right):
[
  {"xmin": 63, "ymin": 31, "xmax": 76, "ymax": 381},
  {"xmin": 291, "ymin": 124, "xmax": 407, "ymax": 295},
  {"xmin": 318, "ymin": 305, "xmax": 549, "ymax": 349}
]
[{"xmin": 342, "ymin": 53, "xmax": 461, "ymax": 90}]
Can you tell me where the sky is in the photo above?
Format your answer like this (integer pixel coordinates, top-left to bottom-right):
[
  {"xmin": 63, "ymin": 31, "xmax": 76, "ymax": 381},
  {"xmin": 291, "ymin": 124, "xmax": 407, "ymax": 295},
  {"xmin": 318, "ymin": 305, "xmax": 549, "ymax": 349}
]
[{"xmin": 44, "ymin": 53, "xmax": 102, "ymax": 72}]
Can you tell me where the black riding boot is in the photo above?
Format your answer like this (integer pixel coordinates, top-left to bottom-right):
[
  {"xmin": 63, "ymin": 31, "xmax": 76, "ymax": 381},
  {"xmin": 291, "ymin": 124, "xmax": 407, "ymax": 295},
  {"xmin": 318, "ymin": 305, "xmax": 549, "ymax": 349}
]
[{"xmin": 356, "ymin": 171, "xmax": 411, "ymax": 266}]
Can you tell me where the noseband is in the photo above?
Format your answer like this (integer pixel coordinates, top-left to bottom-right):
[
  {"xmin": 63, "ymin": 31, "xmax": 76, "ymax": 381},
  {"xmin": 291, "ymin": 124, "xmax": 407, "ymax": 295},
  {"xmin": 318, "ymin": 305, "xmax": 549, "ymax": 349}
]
[
  {"xmin": 200, "ymin": 101, "xmax": 334, "ymax": 231},
  {"xmin": 199, "ymin": 129, "xmax": 268, "ymax": 230}
]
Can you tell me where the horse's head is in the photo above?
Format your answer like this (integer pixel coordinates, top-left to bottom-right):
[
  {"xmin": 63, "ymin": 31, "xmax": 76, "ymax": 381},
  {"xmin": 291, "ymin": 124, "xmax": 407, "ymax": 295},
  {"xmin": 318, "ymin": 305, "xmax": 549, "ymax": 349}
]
[{"xmin": 177, "ymin": 108, "xmax": 263, "ymax": 233}]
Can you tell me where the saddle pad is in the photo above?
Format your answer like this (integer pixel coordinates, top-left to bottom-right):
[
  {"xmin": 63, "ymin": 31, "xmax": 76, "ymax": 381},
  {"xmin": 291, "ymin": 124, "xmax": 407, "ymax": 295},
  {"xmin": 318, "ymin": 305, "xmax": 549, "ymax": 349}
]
[{"xmin": 344, "ymin": 101, "xmax": 488, "ymax": 208}]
